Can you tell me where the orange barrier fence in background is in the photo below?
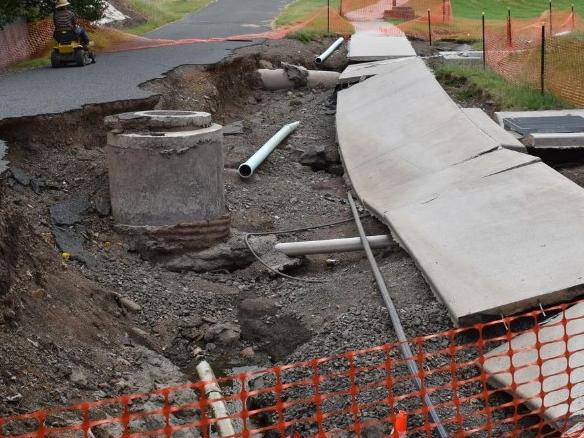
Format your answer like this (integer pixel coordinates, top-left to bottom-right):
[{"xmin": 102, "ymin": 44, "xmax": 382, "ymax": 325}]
[{"xmin": 4, "ymin": 299, "xmax": 584, "ymax": 436}]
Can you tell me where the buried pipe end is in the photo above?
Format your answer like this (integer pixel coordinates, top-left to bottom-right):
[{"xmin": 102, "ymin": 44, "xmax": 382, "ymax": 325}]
[
  {"xmin": 238, "ymin": 163, "xmax": 253, "ymax": 178},
  {"xmin": 315, "ymin": 57, "xmax": 324, "ymax": 65}
]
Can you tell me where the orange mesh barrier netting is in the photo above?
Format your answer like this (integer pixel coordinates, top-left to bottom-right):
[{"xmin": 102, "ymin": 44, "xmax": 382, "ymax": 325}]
[
  {"xmin": 4, "ymin": 299, "xmax": 584, "ymax": 436},
  {"xmin": 0, "ymin": 8, "xmax": 353, "ymax": 71}
]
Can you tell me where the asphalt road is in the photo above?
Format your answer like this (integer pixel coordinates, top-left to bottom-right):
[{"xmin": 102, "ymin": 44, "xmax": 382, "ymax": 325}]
[{"xmin": 0, "ymin": 0, "xmax": 290, "ymax": 121}]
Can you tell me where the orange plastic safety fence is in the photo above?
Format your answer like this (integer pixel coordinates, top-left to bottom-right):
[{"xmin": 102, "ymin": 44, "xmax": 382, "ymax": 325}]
[
  {"xmin": 4, "ymin": 299, "xmax": 584, "ymax": 436},
  {"xmin": 0, "ymin": 8, "xmax": 351, "ymax": 71}
]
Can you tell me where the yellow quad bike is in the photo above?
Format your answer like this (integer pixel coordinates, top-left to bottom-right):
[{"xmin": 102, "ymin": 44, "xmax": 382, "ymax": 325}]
[{"xmin": 51, "ymin": 30, "xmax": 96, "ymax": 68}]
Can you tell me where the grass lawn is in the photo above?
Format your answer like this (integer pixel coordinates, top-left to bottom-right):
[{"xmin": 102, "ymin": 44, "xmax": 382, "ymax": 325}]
[
  {"xmin": 118, "ymin": 0, "xmax": 212, "ymax": 34},
  {"xmin": 451, "ymin": 0, "xmax": 581, "ymax": 20},
  {"xmin": 275, "ymin": 0, "xmax": 340, "ymax": 27},
  {"xmin": 434, "ymin": 64, "xmax": 570, "ymax": 110}
]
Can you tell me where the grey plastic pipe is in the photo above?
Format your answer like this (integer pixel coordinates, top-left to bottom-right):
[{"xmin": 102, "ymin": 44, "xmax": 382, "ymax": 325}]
[
  {"xmin": 316, "ymin": 37, "xmax": 344, "ymax": 64},
  {"xmin": 275, "ymin": 235, "xmax": 391, "ymax": 256},
  {"xmin": 238, "ymin": 121, "xmax": 300, "ymax": 178},
  {"xmin": 347, "ymin": 193, "xmax": 448, "ymax": 438}
]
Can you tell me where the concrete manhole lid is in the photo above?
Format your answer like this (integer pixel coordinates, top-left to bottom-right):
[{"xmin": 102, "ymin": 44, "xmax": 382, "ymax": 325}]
[
  {"xmin": 105, "ymin": 110, "xmax": 213, "ymax": 131},
  {"xmin": 504, "ymin": 115, "xmax": 584, "ymax": 135}
]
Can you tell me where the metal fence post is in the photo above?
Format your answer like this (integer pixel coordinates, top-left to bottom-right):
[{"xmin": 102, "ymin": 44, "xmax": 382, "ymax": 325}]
[
  {"xmin": 507, "ymin": 8, "xmax": 512, "ymax": 47},
  {"xmin": 327, "ymin": 0, "xmax": 330, "ymax": 34},
  {"xmin": 442, "ymin": 0, "xmax": 446, "ymax": 24},
  {"xmin": 541, "ymin": 24, "xmax": 546, "ymax": 95},
  {"xmin": 482, "ymin": 12, "xmax": 486, "ymax": 70},
  {"xmin": 428, "ymin": 9, "xmax": 432, "ymax": 46},
  {"xmin": 549, "ymin": 0, "xmax": 553, "ymax": 36}
]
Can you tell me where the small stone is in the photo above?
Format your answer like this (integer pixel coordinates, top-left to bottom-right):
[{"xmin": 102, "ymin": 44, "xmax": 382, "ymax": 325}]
[
  {"xmin": 119, "ymin": 297, "xmax": 141, "ymax": 312},
  {"xmin": 10, "ymin": 168, "xmax": 31, "ymax": 186},
  {"xmin": 70, "ymin": 368, "xmax": 89, "ymax": 388},
  {"xmin": 300, "ymin": 145, "xmax": 327, "ymax": 170},
  {"xmin": 259, "ymin": 60, "xmax": 273, "ymax": 69},
  {"xmin": 6, "ymin": 393, "xmax": 22, "ymax": 403},
  {"xmin": 223, "ymin": 121, "xmax": 244, "ymax": 136},
  {"xmin": 240, "ymin": 347, "xmax": 255, "ymax": 358},
  {"xmin": 130, "ymin": 327, "xmax": 149, "ymax": 338},
  {"xmin": 3, "ymin": 309, "xmax": 16, "ymax": 321}
]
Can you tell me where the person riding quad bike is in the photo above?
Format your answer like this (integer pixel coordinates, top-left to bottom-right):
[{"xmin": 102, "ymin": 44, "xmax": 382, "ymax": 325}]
[
  {"xmin": 54, "ymin": 0, "xmax": 91, "ymax": 48},
  {"xmin": 52, "ymin": 0, "xmax": 95, "ymax": 67}
]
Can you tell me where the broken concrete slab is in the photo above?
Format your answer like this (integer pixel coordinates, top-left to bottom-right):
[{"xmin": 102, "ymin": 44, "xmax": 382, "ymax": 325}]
[
  {"xmin": 0, "ymin": 140, "xmax": 8, "ymax": 175},
  {"xmin": 495, "ymin": 110, "xmax": 584, "ymax": 129},
  {"xmin": 337, "ymin": 58, "xmax": 499, "ymax": 198},
  {"xmin": 50, "ymin": 196, "xmax": 92, "ymax": 226},
  {"xmin": 52, "ymin": 226, "xmax": 97, "ymax": 268},
  {"xmin": 347, "ymin": 34, "xmax": 416, "ymax": 62},
  {"xmin": 338, "ymin": 58, "xmax": 415, "ymax": 84},
  {"xmin": 439, "ymin": 50, "xmax": 483, "ymax": 65},
  {"xmin": 385, "ymin": 162, "xmax": 584, "ymax": 325},
  {"xmin": 462, "ymin": 108, "xmax": 527, "ymax": 153},
  {"xmin": 483, "ymin": 302, "xmax": 584, "ymax": 430},
  {"xmin": 362, "ymin": 149, "xmax": 539, "ymax": 215},
  {"xmin": 337, "ymin": 56, "xmax": 584, "ymax": 325},
  {"xmin": 525, "ymin": 132, "xmax": 584, "ymax": 149}
]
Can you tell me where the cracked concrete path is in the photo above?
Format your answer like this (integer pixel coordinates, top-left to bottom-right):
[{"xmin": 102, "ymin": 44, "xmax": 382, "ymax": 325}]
[{"xmin": 0, "ymin": 0, "xmax": 290, "ymax": 121}]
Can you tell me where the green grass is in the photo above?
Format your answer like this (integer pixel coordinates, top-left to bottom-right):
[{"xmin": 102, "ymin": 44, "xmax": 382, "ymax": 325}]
[
  {"xmin": 434, "ymin": 64, "xmax": 570, "ymax": 110},
  {"xmin": 275, "ymin": 0, "xmax": 340, "ymax": 27},
  {"xmin": 119, "ymin": 0, "xmax": 212, "ymax": 34},
  {"xmin": 7, "ymin": 57, "xmax": 51, "ymax": 72},
  {"xmin": 451, "ymin": 0, "xmax": 582, "ymax": 20}
]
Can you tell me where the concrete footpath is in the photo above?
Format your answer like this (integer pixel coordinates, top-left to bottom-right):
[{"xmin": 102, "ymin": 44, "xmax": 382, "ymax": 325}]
[{"xmin": 337, "ymin": 56, "xmax": 584, "ymax": 326}]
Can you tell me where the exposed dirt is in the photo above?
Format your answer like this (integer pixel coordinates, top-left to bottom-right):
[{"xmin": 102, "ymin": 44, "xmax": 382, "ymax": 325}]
[{"xmin": 0, "ymin": 37, "xmax": 453, "ymax": 425}]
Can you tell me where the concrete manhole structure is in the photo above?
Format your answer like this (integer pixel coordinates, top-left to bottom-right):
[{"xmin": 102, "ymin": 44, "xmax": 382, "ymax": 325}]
[{"xmin": 104, "ymin": 110, "xmax": 230, "ymax": 256}]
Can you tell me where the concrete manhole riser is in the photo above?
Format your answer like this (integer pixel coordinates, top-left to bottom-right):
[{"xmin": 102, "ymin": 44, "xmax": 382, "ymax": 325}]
[{"xmin": 104, "ymin": 110, "xmax": 230, "ymax": 253}]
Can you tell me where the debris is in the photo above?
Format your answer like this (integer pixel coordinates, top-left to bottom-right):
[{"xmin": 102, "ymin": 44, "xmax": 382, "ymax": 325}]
[
  {"xmin": 258, "ymin": 59, "xmax": 273, "ymax": 69},
  {"xmin": 5, "ymin": 393, "xmax": 23, "ymax": 403},
  {"xmin": 203, "ymin": 322, "xmax": 241, "ymax": 345},
  {"xmin": 223, "ymin": 120, "xmax": 244, "ymax": 135},
  {"xmin": 300, "ymin": 144, "xmax": 328, "ymax": 170},
  {"xmin": 325, "ymin": 259, "xmax": 339, "ymax": 267},
  {"xmin": 93, "ymin": 190, "xmax": 112, "ymax": 217},
  {"xmin": 52, "ymin": 226, "xmax": 97, "ymax": 268},
  {"xmin": 240, "ymin": 346, "xmax": 255, "ymax": 358},
  {"xmin": 70, "ymin": 368, "xmax": 90, "ymax": 389},
  {"xmin": 119, "ymin": 297, "xmax": 142, "ymax": 312},
  {"xmin": 10, "ymin": 167, "xmax": 32, "ymax": 187},
  {"xmin": 50, "ymin": 196, "xmax": 91, "ymax": 226}
]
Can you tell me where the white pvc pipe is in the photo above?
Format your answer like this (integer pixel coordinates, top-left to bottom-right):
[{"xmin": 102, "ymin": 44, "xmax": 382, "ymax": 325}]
[
  {"xmin": 238, "ymin": 121, "xmax": 300, "ymax": 178},
  {"xmin": 316, "ymin": 37, "xmax": 344, "ymax": 65},
  {"xmin": 275, "ymin": 235, "xmax": 391, "ymax": 256},
  {"xmin": 196, "ymin": 360, "xmax": 236, "ymax": 437}
]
